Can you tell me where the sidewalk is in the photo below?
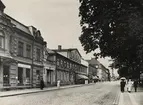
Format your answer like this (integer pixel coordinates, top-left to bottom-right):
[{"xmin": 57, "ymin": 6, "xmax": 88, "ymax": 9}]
[
  {"xmin": 0, "ymin": 84, "xmax": 86, "ymax": 97},
  {"xmin": 118, "ymin": 86, "xmax": 143, "ymax": 105}
]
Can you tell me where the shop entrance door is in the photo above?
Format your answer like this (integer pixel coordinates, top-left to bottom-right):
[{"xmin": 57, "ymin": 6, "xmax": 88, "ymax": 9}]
[
  {"xmin": 47, "ymin": 70, "xmax": 52, "ymax": 85},
  {"xmin": 3, "ymin": 65, "xmax": 10, "ymax": 86},
  {"xmin": 18, "ymin": 67, "xmax": 23, "ymax": 85}
]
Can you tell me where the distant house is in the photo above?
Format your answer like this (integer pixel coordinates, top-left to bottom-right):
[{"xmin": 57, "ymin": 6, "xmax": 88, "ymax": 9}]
[
  {"xmin": 52, "ymin": 45, "xmax": 88, "ymax": 84},
  {"xmin": 86, "ymin": 58, "xmax": 110, "ymax": 81}
]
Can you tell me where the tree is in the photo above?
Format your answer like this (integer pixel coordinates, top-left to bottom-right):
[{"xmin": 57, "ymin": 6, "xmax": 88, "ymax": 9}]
[{"xmin": 79, "ymin": 0, "xmax": 143, "ymax": 76}]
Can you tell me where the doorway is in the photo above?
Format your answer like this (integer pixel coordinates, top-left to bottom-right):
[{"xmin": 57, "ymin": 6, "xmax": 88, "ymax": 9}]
[{"xmin": 3, "ymin": 65, "xmax": 10, "ymax": 86}]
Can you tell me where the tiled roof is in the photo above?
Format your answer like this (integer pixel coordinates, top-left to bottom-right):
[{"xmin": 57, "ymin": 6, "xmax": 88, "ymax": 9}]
[{"xmin": 52, "ymin": 48, "xmax": 82, "ymax": 57}]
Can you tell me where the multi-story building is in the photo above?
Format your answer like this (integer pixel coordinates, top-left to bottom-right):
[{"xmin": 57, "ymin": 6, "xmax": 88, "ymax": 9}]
[
  {"xmin": 86, "ymin": 61, "xmax": 98, "ymax": 82},
  {"xmin": 0, "ymin": 1, "xmax": 46, "ymax": 89},
  {"xmin": 100, "ymin": 64, "xmax": 110, "ymax": 81},
  {"xmin": 87, "ymin": 58, "xmax": 110, "ymax": 81},
  {"xmin": 43, "ymin": 48, "xmax": 56, "ymax": 86},
  {"xmin": 52, "ymin": 46, "xmax": 88, "ymax": 84}
]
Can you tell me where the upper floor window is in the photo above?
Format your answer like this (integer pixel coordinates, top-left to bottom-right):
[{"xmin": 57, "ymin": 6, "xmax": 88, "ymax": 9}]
[
  {"xmin": 36, "ymin": 48, "xmax": 41, "ymax": 61},
  {"xmin": 26, "ymin": 44, "xmax": 31, "ymax": 58},
  {"xmin": 0, "ymin": 31, "xmax": 4, "ymax": 49},
  {"xmin": 18, "ymin": 41, "xmax": 24, "ymax": 57},
  {"xmin": 57, "ymin": 59, "xmax": 60, "ymax": 66}
]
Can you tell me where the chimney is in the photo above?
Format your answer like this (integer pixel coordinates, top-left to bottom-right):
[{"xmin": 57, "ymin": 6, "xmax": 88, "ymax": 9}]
[
  {"xmin": 0, "ymin": 0, "xmax": 5, "ymax": 14},
  {"xmin": 58, "ymin": 45, "xmax": 62, "ymax": 50}
]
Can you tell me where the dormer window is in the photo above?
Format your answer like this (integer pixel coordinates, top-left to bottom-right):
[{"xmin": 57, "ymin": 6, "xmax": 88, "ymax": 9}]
[{"xmin": 0, "ymin": 31, "xmax": 4, "ymax": 49}]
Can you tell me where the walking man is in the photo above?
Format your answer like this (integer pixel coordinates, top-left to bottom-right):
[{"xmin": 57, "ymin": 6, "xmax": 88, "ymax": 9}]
[
  {"xmin": 40, "ymin": 78, "xmax": 44, "ymax": 90},
  {"xmin": 133, "ymin": 79, "xmax": 138, "ymax": 92},
  {"xmin": 120, "ymin": 79, "xmax": 126, "ymax": 92}
]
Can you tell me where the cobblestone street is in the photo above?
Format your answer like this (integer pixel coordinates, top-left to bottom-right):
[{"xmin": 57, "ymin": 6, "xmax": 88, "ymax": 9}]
[{"xmin": 0, "ymin": 82, "xmax": 119, "ymax": 105}]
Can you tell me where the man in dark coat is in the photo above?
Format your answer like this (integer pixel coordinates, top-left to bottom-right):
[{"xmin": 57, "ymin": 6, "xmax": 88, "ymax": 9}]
[
  {"xmin": 133, "ymin": 80, "xmax": 138, "ymax": 92},
  {"xmin": 40, "ymin": 78, "xmax": 44, "ymax": 90},
  {"xmin": 120, "ymin": 79, "xmax": 126, "ymax": 92}
]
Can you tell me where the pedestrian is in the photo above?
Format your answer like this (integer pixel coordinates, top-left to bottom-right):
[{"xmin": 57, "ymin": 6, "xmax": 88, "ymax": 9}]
[
  {"xmin": 40, "ymin": 78, "xmax": 44, "ymax": 90},
  {"xmin": 120, "ymin": 79, "xmax": 126, "ymax": 92},
  {"xmin": 127, "ymin": 79, "xmax": 133, "ymax": 93},
  {"xmin": 133, "ymin": 79, "xmax": 138, "ymax": 92},
  {"xmin": 57, "ymin": 79, "xmax": 60, "ymax": 89}
]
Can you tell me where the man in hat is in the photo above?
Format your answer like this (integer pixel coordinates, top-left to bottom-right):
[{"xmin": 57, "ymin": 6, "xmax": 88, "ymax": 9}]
[{"xmin": 120, "ymin": 79, "xmax": 126, "ymax": 92}]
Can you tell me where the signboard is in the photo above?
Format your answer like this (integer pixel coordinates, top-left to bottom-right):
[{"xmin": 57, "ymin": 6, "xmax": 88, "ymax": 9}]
[{"xmin": 18, "ymin": 63, "xmax": 31, "ymax": 69}]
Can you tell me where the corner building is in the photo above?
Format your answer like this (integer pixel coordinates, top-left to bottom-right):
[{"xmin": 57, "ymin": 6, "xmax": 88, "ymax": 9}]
[{"xmin": 0, "ymin": 1, "xmax": 46, "ymax": 89}]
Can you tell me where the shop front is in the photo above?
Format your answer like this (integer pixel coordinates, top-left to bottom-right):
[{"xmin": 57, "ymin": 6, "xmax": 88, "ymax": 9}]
[
  {"xmin": 43, "ymin": 64, "xmax": 56, "ymax": 86},
  {"xmin": 17, "ymin": 63, "xmax": 31, "ymax": 87},
  {"xmin": 0, "ymin": 54, "xmax": 17, "ymax": 89}
]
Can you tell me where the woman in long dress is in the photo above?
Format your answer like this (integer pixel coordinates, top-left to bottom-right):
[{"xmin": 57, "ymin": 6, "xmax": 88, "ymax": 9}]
[{"xmin": 127, "ymin": 79, "xmax": 133, "ymax": 93}]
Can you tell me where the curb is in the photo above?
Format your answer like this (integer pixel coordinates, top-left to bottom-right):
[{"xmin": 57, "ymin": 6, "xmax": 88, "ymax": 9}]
[
  {"xmin": 112, "ymin": 91, "xmax": 121, "ymax": 105},
  {"xmin": 0, "ymin": 84, "xmax": 93, "ymax": 98}
]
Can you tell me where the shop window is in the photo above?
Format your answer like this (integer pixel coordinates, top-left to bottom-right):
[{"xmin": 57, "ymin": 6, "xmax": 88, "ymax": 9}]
[
  {"xmin": 36, "ymin": 70, "xmax": 40, "ymax": 81},
  {"xmin": 3, "ymin": 65, "xmax": 10, "ymax": 86},
  {"xmin": 26, "ymin": 68, "xmax": 30, "ymax": 84},
  {"xmin": 18, "ymin": 41, "xmax": 24, "ymax": 57},
  {"xmin": 0, "ymin": 31, "xmax": 4, "ymax": 49},
  {"xmin": 18, "ymin": 67, "xmax": 23, "ymax": 85},
  {"xmin": 26, "ymin": 44, "xmax": 31, "ymax": 58}
]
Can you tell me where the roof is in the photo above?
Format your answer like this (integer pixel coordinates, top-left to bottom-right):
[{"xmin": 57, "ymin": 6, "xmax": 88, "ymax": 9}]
[
  {"xmin": 86, "ymin": 58, "xmax": 101, "ymax": 65},
  {"xmin": 52, "ymin": 48, "xmax": 82, "ymax": 57},
  {"xmin": 0, "ymin": 0, "xmax": 5, "ymax": 10},
  {"xmin": 5, "ymin": 14, "xmax": 32, "ymax": 35},
  {"xmin": 46, "ymin": 48, "xmax": 55, "ymax": 54},
  {"xmin": 49, "ymin": 51, "xmax": 87, "ymax": 68}
]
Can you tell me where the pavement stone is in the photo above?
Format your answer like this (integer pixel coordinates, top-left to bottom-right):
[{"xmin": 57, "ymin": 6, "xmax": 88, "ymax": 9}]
[
  {"xmin": 0, "ymin": 83, "xmax": 95, "ymax": 98},
  {"xmin": 118, "ymin": 86, "xmax": 143, "ymax": 105}
]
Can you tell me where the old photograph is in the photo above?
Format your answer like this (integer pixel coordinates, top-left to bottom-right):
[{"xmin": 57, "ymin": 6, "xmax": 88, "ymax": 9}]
[{"xmin": 0, "ymin": 0, "xmax": 143, "ymax": 105}]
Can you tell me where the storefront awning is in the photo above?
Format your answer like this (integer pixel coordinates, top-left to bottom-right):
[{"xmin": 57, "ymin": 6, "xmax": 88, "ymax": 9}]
[
  {"xmin": 77, "ymin": 74, "xmax": 89, "ymax": 80},
  {"xmin": 92, "ymin": 76, "xmax": 99, "ymax": 80},
  {"xmin": 0, "ymin": 53, "xmax": 13, "ymax": 59},
  {"xmin": 18, "ymin": 63, "xmax": 31, "ymax": 69},
  {"xmin": 0, "ymin": 53, "xmax": 17, "ymax": 64}
]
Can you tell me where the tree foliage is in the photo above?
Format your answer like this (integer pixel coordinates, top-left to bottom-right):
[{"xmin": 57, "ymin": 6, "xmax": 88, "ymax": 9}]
[{"xmin": 79, "ymin": 0, "xmax": 143, "ymax": 76}]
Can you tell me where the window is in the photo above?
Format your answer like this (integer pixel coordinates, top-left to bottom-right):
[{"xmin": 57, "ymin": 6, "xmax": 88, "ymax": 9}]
[
  {"xmin": 61, "ymin": 59, "xmax": 63, "ymax": 67},
  {"xmin": 0, "ymin": 31, "xmax": 4, "ymax": 49},
  {"xmin": 26, "ymin": 69, "xmax": 30, "ymax": 78},
  {"xmin": 26, "ymin": 44, "xmax": 31, "ymax": 58},
  {"xmin": 67, "ymin": 62, "xmax": 69, "ymax": 68},
  {"xmin": 36, "ymin": 48, "xmax": 40, "ymax": 61},
  {"xmin": 36, "ymin": 70, "xmax": 40, "ymax": 84},
  {"xmin": 18, "ymin": 41, "xmax": 24, "ymax": 57},
  {"xmin": 57, "ymin": 59, "xmax": 60, "ymax": 66},
  {"xmin": 26, "ymin": 69, "xmax": 30, "ymax": 84}
]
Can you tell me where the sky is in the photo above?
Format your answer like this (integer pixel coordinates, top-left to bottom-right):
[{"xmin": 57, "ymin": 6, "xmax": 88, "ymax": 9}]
[{"xmin": 3, "ymin": 0, "xmax": 115, "ymax": 73}]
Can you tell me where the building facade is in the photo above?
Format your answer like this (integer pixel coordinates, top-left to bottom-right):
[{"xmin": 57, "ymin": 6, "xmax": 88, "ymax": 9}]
[
  {"xmin": 52, "ymin": 46, "xmax": 88, "ymax": 84},
  {"xmin": 43, "ymin": 48, "xmax": 56, "ymax": 86},
  {"xmin": 87, "ymin": 58, "xmax": 110, "ymax": 82},
  {"xmin": 0, "ymin": 1, "xmax": 46, "ymax": 89}
]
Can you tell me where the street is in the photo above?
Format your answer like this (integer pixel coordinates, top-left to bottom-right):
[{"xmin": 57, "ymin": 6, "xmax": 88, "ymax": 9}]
[{"xmin": 0, "ymin": 82, "xmax": 119, "ymax": 105}]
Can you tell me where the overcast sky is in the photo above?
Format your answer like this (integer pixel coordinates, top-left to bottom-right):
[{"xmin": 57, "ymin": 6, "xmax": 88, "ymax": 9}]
[{"xmin": 3, "ymin": 0, "xmax": 113, "ymax": 70}]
